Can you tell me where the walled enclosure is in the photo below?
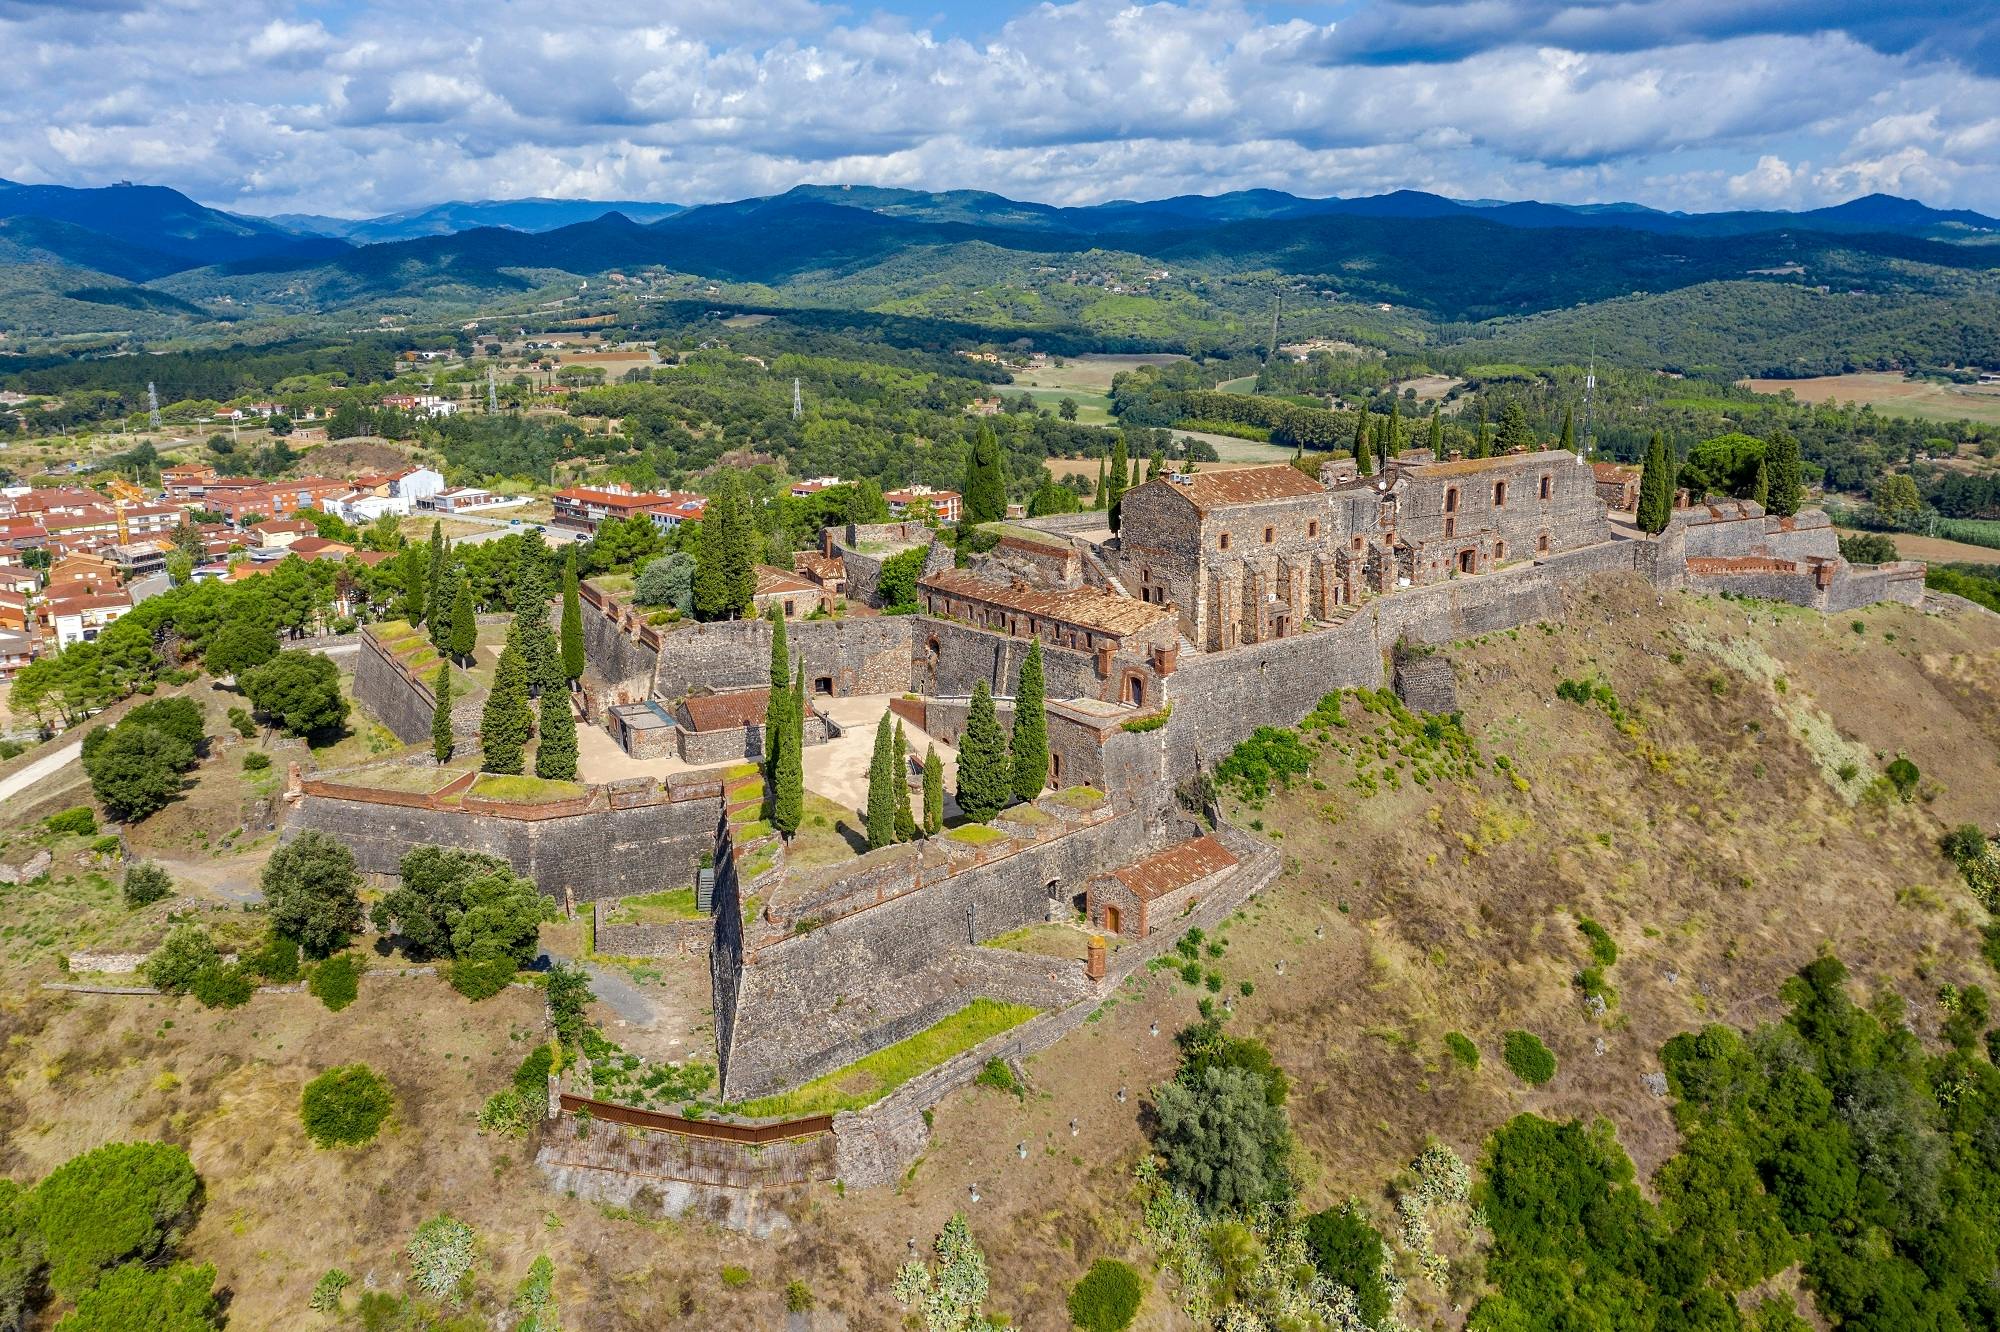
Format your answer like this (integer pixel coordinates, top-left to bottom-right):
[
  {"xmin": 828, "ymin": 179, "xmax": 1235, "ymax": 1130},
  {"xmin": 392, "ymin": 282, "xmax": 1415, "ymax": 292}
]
[{"xmin": 351, "ymin": 624, "xmax": 485, "ymax": 746}]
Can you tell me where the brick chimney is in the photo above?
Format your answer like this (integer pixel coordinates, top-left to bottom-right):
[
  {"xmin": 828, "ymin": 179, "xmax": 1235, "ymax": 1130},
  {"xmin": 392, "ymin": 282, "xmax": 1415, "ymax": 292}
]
[{"xmin": 1086, "ymin": 936, "xmax": 1107, "ymax": 981}]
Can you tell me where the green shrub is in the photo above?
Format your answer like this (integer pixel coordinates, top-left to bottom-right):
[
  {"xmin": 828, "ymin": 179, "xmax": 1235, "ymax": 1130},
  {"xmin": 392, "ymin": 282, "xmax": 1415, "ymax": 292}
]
[
  {"xmin": 1502, "ymin": 1030, "xmax": 1558, "ymax": 1085},
  {"xmin": 406, "ymin": 1215, "xmax": 475, "ymax": 1301},
  {"xmin": 785, "ymin": 1279, "xmax": 815, "ymax": 1313},
  {"xmin": 144, "ymin": 924, "xmax": 219, "ymax": 995},
  {"xmin": 1302, "ymin": 1205, "xmax": 1392, "ymax": 1325},
  {"xmin": 122, "ymin": 862, "xmax": 173, "ymax": 908},
  {"xmin": 227, "ymin": 707, "xmax": 257, "ymax": 739},
  {"xmin": 190, "ymin": 963, "xmax": 254, "ymax": 1010},
  {"xmin": 1444, "ymin": 1032, "xmax": 1480, "ymax": 1069},
  {"xmin": 56, "ymin": 1260, "xmax": 221, "ymax": 1331},
  {"xmin": 1067, "ymin": 1258, "xmax": 1143, "ymax": 1331},
  {"xmin": 44, "ymin": 807, "xmax": 97, "ymax": 837},
  {"xmin": 447, "ymin": 956, "xmax": 516, "ymax": 1001},
  {"xmin": 974, "ymin": 1057, "xmax": 1022, "ymax": 1097},
  {"xmin": 308, "ymin": 1268, "xmax": 352, "ymax": 1314},
  {"xmin": 300, "ymin": 1064, "xmax": 394, "ymax": 1148},
  {"xmin": 30, "ymin": 1141, "xmax": 202, "ymax": 1299},
  {"xmin": 720, "ymin": 1265, "xmax": 750, "ymax": 1287},
  {"xmin": 513, "ymin": 1044, "xmax": 555, "ymax": 1097},
  {"xmin": 241, "ymin": 751, "xmax": 271, "ymax": 772},
  {"xmin": 1576, "ymin": 917, "xmax": 1618, "ymax": 967},
  {"xmin": 250, "ymin": 934, "xmax": 300, "ymax": 983},
  {"xmin": 307, "ymin": 954, "xmax": 362, "ymax": 1012},
  {"xmin": 89, "ymin": 834, "xmax": 123, "ymax": 855},
  {"xmin": 476, "ymin": 1089, "xmax": 535, "ymax": 1138},
  {"xmin": 1885, "ymin": 757, "xmax": 1920, "ymax": 799}
]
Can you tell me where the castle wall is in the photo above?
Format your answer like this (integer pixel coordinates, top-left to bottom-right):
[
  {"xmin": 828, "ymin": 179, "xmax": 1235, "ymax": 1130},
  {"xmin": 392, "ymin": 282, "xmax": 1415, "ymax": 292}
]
[
  {"xmin": 918, "ymin": 617, "xmax": 1163, "ymax": 706},
  {"xmin": 581, "ymin": 594, "xmax": 661, "ymax": 709},
  {"xmin": 351, "ymin": 627, "xmax": 483, "ymax": 746},
  {"xmin": 285, "ymin": 786, "xmax": 722, "ymax": 903},
  {"xmin": 650, "ymin": 618, "xmax": 917, "ymax": 701}
]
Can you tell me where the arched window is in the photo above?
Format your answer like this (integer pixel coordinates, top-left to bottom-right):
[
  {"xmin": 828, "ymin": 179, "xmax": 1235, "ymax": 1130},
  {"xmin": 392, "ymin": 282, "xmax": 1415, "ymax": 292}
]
[
  {"xmin": 1539, "ymin": 474, "xmax": 1552, "ymax": 500},
  {"xmin": 1444, "ymin": 487, "xmax": 1459, "ymax": 513},
  {"xmin": 1493, "ymin": 481, "xmax": 1507, "ymax": 507}
]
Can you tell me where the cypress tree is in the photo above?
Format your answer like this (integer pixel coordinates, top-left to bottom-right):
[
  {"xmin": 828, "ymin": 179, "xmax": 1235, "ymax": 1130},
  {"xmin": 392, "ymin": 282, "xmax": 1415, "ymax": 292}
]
[
  {"xmin": 1094, "ymin": 458, "xmax": 1107, "ymax": 510},
  {"xmin": 449, "ymin": 579, "xmax": 476, "ymax": 666},
  {"xmin": 559, "ymin": 546, "xmax": 585, "ymax": 684},
  {"xmin": 513, "ymin": 562, "xmax": 561, "ymax": 696},
  {"xmin": 1129, "ymin": 451, "xmax": 1141, "ymax": 490},
  {"xmin": 763, "ymin": 611, "xmax": 791, "ymax": 806},
  {"xmin": 922, "ymin": 744, "xmax": 943, "ymax": 835},
  {"xmin": 1385, "ymin": 396, "xmax": 1401, "ymax": 460},
  {"xmin": 1560, "ymin": 405, "xmax": 1576, "ymax": 453},
  {"xmin": 1009, "ymin": 639, "xmax": 1048, "ymax": 803},
  {"xmin": 727, "ymin": 481, "xmax": 760, "ymax": 617},
  {"xmin": 1767, "ymin": 432, "xmax": 1804, "ymax": 517},
  {"xmin": 401, "ymin": 545, "xmax": 427, "ymax": 627},
  {"xmin": 1637, "ymin": 432, "xmax": 1674, "ymax": 534},
  {"xmin": 963, "ymin": 425, "xmax": 1007, "ymax": 524},
  {"xmin": 1148, "ymin": 448, "xmax": 1164, "ymax": 482},
  {"xmin": 1105, "ymin": 436, "xmax": 1129, "ymax": 532},
  {"xmin": 1429, "ymin": 404, "xmax": 1445, "ymax": 460},
  {"xmin": 693, "ymin": 484, "xmax": 729, "ymax": 621},
  {"xmin": 773, "ymin": 663, "xmax": 804, "ymax": 837},
  {"xmin": 893, "ymin": 720, "xmax": 917, "ymax": 841},
  {"xmin": 865, "ymin": 712, "xmax": 899, "ymax": 848},
  {"xmin": 423, "ymin": 522, "xmax": 446, "ymax": 626},
  {"xmin": 431, "ymin": 662, "xmax": 454, "ymax": 765},
  {"xmin": 1750, "ymin": 458, "xmax": 1770, "ymax": 509},
  {"xmin": 1353, "ymin": 410, "xmax": 1373, "ymax": 476},
  {"xmin": 535, "ymin": 683, "xmax": 578, "ymax": 781},
  {"xmin": 955, "ymin": 681, "xmax": 1011, "ymax": 823},
  {"xmin": 769, "ymin": 607, "xmax": 790, "ymax": 690},
  {"xmin": 480, "ymin": 644, "xmax": 531, "ymax": 775},
  {"xmin": 428, "ymin": 560, "xmax": 458, "ymax": 654},
  {"xmin": 1475, "ymin": 400, "xmax": 1492, "ymax": 458}
]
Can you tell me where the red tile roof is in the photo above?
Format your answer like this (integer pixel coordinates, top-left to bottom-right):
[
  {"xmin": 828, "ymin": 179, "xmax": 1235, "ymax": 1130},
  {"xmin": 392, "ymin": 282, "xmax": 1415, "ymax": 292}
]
[
  {"xmin": 680, "ymin": 688, "xmax": 771, "ymax": 732},
  {"xmin": 1157, "ymin": 465, "xmax": 1323, "ymax": 513},
  {"xmin": 1111, "ymin": 835, "xmax": 1237, "ymax": 900}
]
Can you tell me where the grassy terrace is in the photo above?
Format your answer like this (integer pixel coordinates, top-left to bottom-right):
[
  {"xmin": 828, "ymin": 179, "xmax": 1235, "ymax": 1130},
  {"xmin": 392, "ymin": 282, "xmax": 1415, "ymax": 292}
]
[
  {"xmin": 1047, "ymin": 785, "xmax": 1106, "ymax": 809},
  {"xmin": 327, "ymin": 760, "xmax": 472, "ymax": 795},
  {"xmin": 369, "ymin": 618, "xmax": 483, "ymax": 696},
  {"xmin": 604, "ymin": 887, "xmax": 702, "ymax": 925},
  {"xmin": 945, "ymin": 823, "xmax": 1007, "ymax": 845},
  {"xmin": 728, "ymin": 998, "xmax": 1038, "ymax": 1118},
  {"xmin": 469, "ymin": 773, "xmax": 588, "ymax": 802}
]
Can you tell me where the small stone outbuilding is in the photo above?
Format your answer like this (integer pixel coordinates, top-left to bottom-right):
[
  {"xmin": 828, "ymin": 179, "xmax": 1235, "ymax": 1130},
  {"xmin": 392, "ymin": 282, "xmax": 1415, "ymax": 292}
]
[{"xmin": 1085, "ymin": 835, "xmax": 1237, "ymax": 939}]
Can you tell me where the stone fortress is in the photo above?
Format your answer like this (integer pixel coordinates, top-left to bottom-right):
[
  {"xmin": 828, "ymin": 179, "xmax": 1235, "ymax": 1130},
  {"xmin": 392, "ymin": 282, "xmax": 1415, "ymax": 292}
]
[{"xmin": 288, "ymin": 442, "xmax": 1924, "ymax": 1188}]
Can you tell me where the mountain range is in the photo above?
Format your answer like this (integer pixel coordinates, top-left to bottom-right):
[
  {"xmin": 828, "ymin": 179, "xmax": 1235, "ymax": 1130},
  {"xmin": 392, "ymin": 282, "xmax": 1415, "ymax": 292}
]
[{"xmin": 1, "ymin": 176, "xmax": 1996, "ymax": 356}]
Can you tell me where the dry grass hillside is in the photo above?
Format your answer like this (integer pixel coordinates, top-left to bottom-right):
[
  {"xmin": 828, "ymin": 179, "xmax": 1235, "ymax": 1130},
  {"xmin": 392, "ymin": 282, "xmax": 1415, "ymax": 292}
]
[{"xmin": 0, "ymin": 575, "xmax": 1995, "ymax": 1329}]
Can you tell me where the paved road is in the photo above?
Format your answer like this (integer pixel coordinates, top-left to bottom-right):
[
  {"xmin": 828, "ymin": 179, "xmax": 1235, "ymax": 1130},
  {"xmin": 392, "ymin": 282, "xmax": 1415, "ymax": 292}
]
[{"xmin": 0, "ymin": 737, "xmax": 82, "ymax": 805}]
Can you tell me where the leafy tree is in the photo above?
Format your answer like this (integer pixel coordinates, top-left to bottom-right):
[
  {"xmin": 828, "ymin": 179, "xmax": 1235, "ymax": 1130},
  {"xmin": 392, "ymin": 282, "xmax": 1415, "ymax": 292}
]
[
  {"xmin": 83, "ymin": 720, "xmax": 194, "ymax": 822},
  {"xmin": 203, "ymin": 619, "xmax": 277, "ymax": 678},
  {"xmin": 1303, "ymin": 1206, "xmax": 1392, "ymax": 1326},
  {"xmin": 0, "ymin": 1181, "xmax": 42, "ymax": 1332},
  {"xmin": 432, "ymin": 662, "xmax": 454, "ymax": 764},
  {"xmin": 963, "ymin": 425, "xmax": 1008, "ymax": 525},
  {"xmin": 1174, "ymin": 1018, "xmax": 1289, "ymax": 1107},
  {"xmin": 451, "ymin": 864, "xmax": 547, "ymax": 967},
  {"xmin": 145, "ymin": 924, "xmax": 220, "ymax": 994},
  {"xmin": 55, "ymin": 1261, "xmax": 221, "ymax": 1332},
  {"xmin": 308, "ymin": 953, "xmax": 361, "ymax": 1011},
  {"xmin": 1679, "ymin": 431, "xmax": 1767, "ymax": 500},
  {"xmin": 634, "ymin": 551, "xmax": 695, "ymax": 614},
  {"xmin": 875, "ymin": 545, "xmax": 928, "ymax": 612},
  {"xmin": 375, "ymin": 846, "xmax": 508, "ymax": 960},
  {"xmin": 559, "ymin": 546, "xmax": 585, "ymax": 683},
  {"xmin": 865, "ymin": 711, "xmax": 900, "ymax": 849},
  {"xmin": 1151, "ymin": 1064, "xmax": 1292, "ymax": 1212},
  {"xmin": 241, "ymin": 652, "xmax": 347, "ymax": 739},
  {"xmin": 480, "ymin": 644, "xmax": 532, "ymax": 775},
  {"xmin": 1105, "ymin": 436, "xmax": 1129, "ymax": 532},
  {"xmin": 545, "ymin": 961, "xmax": 593, "ymax": 1047},
  {"xmin": 1637, "ymin": 431, "xmax": 1674, "ymax": 534},
  {"xmin": 1009, "ymin": 639, "xmax": 1049, "ymax": 803},
  {"xmin": 261, "ymin": 829, "xmax": 363, "ymax": 958},
  {"xmin": 301, "ymin": 1064, "xmax": 394, "ymax": 1147},
  {"xmin": 30, "ymin": 1142, "xmax": 201, "ymax": 1300},
  {"xmin": 535, "ymin": 686, "xmax": 577, "ymax": 781},
  {"xmin": 923, "ymin": 744, "xmax": 943, "ymax": 835},
  {"xmin": 1028, "ymin": 477, "xmax": 1079, "ymax": 517},
  {"xmin": 123, "ymin": 861, "xmax": 174, "ymax": 908},
  {"xmin": 1767, "ymin": 431, "xmax": 1804, "ymax": 518},
  {"xmin": 894, "ymin": 1214, "xmax": 990, "ymax": 1332},
  {"xmin": 1067, "ymin": 1258, "xmax": 1143, "ymax": 1332},
  {"xmin": 189, "ymin": 963, "xmax": 253, "ymax": 1009},
  {"xmin": 124, "ymin": 697, "xmax": 206, "ymax": 752},
  {"xmin": 955, "ymin": 681, "xmax": 1011, "ymax": 823},
  {"xmin": 449, "ymin": 580, "xmax": 476, "ymax": 664},
  {"xmin": 1872, "ymin": 472, "xmax": 1924, "ymax": 526}
]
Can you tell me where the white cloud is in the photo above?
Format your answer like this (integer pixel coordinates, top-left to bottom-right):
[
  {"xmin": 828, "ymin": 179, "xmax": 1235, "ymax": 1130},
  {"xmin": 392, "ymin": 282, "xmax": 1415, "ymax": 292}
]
[{"xmin": 0, "ymin": 0, "xmax": 1995, "ymax": 217}]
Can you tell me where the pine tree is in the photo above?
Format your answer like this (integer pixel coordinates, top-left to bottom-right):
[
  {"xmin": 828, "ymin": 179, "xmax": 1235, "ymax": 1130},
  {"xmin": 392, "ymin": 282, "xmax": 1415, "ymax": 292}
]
[
  {"xmin": 480, "ymin": 644, "xmax": 532, "ymax": 775},
  {"xmin": 865, "ymin": 711, "xmax": 899, "ymax": 848},
  {"xmin": 955, "ymin": 681, "xmax": 1011, "ymax": 823},
  {"xmin": 559, "ymin": 546, "xmax": 585, "ymax": 684},
  {"xmin": 1559, "ymin": 405, "xmax": 1576, "ymax": 453},
  {"xmin": 535, "ymin": 683, "xmax": 578, "ymax": 781},
  {"xmin": 922, "ymin": 744, "xmax": 943, "ymax": 835},
  {"xmin": 1009, "ymin": 639, "xmax": 1048, "ymax": 803},
  {"xmin": 1353, "ymin": 410, "xmax": 1373, "ymax": 476},
  {"xmin": 422, "ymin": 522, "xmax": 446, "ymax": 627},
  {"xmin": 449, "ymin": 580, "xmax": 476, "ymax": 666},
  {"xmin": 773, "ymin": 663, "xmax": 804, "ymax": 837},
  {"xmin": 963, "ymin": 425, "xmax": 1007, "ymax": 525},
  {"xmin": 1637, "ymin": 432, "xmax": 1675, "ymax": 534},
  {"xmin": 1428, "ymin": 404, "xmax": 1445, "ymax": 460},
  {"xmin": 431, "ymin": 662, "xmax": 454, "ymax": 765},
  {"xmin": 1766, "ymin": 432, "xmax": 1804, "ymax": 517},
  {"xmin": 893, "ymin": 719, "xmax": 917, "ymax": 841},
  {"xmin": 1105, "ymin": 436, "xmax": 1129, "ymax": 532}
]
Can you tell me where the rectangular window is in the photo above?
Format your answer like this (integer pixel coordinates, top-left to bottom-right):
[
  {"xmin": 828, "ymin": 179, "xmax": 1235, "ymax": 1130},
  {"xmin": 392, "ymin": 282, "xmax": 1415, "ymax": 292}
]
[
  {"xmin": 1263, "ymin": 526, "xmax": 1274, "ymax": 544},
  {"xmin": 1307, "ymin": 520, "xmax": 1319, "ymax": 537},
  {"xmin": 1218, "ymin": 532, "xmax": 1230, "ymax": 550},
  {"xmin": 1539, "ymin": 474, "xmax": 1552, "ymax": 500}
]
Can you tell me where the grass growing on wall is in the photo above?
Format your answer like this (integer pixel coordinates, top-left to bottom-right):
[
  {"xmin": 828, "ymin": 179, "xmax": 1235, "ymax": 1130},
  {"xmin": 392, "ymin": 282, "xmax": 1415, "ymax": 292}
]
[
  {"xmin": 470, "ymin": 773, "xmax": 587, "ymax": 802},
  {"xmin": 728, "ymin": 998, "xmax": 1038, "ymax": 1119},
  {"xmin": 604, "ymin": 887, "xmax": 703, "ymax": 925}
]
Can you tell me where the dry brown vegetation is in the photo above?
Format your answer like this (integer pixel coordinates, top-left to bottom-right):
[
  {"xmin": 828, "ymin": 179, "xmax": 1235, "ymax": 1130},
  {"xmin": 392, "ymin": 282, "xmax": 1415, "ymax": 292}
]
[{"xmin": 2, "ymin": 576, "xmax": 1997, "ymax": 1328}]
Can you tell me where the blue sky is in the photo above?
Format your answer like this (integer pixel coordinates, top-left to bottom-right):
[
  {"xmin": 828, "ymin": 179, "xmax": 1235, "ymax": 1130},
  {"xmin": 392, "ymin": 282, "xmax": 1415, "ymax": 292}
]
[{"xmin": 2, "ymin": 0, "xmax": 1997, "ymax": 217}]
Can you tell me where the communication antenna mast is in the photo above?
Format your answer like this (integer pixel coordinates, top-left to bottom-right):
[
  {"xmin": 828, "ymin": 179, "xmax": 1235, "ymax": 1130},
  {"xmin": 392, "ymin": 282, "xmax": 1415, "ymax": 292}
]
[
  {"xmin": 486, "ymin": 365, "xmax": 499, "ymax": 414},
  {"xmin": 147, "ymin": 381, "xmax": 161, "ymax": 431},
  {"xmin": 1581, "ymin": 338, "xmax": 1597, "ymax": 457},
  {"xmin": 792, "ymin": 377, "xmax": 803, "ymax": 421}
]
